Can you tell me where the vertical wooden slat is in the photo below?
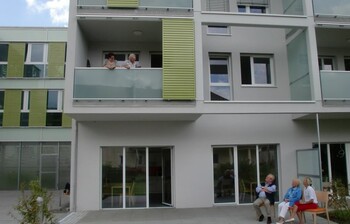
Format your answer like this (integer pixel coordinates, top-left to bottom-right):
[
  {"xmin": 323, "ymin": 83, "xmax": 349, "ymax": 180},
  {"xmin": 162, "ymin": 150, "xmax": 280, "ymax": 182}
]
[
  {"xmin": 29, "ymin": 90, "xmax": 47, "ymax": 127},
  {"xmin": 3, "ymin": 90, "xmax": 21, "ymax": 127},
  {"xmin": 107, "ymin": 0, "xmax": 139, "ymax": 8},
  {"xmin": 162, "ymin": 19, "xmax": 195, "ymax": 100},
  {"xmin": 47, "ymin": 43, "xmax": 66, "ymax": 78},
  {"xmin": 7, "ymin": 43, "xmax": 25, "ymax": 78}
]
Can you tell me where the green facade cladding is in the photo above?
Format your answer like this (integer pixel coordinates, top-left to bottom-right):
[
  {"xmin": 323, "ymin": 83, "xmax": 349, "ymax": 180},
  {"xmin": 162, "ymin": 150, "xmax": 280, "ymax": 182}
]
[
  {"xmin": 3, "ymin": 90, "xmax": 22, "ymax": 127},
  {"xmin": 107, "ymin": 0, "xmax": 139, "ymax": 8},
  {"xmin": 7, "ymin": 43, "xmax": 25, "ymax": 78},
  {"xmin": 162, "ymin": 19, "xmax": 196, "ymax": 100},
  {"xmin": 29, "ymin": 90, "xmax": 47, "ymax": 127},
  {"xmin": 47, "ymin": 43, "xmax": 66, "ymax": 78},
  {"xmin": 62, "ymin": 113, "xmax": 72, "ymax": 128}
]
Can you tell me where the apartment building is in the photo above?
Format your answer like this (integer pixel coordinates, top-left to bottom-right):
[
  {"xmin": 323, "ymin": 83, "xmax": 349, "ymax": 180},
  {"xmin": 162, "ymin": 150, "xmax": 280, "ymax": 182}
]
[
  {"xmin": 63, "ymin": 0, "xmax": 350, "ymax": 211},
  {"xmin": 0, "ymin": 27, "xmax": 71, "ymax": 191}
]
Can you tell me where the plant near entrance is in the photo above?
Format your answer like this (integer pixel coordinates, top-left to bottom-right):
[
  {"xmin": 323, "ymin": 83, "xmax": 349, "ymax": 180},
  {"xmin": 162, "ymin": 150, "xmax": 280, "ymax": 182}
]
[
  {"xmin": 9, "ymin": 180, "xmax": 55, "ymax": 224},
  {"xmin": 324, "ymin": 179, "xmax": 350, "ymax": 224}
]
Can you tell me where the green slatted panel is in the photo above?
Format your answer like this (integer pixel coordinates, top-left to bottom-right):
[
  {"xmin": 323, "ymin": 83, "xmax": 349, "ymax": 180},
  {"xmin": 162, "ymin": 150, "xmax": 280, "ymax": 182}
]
[
  {"xmin": 107, "ymin": 0, "xmax": 139, "ymax": 8},
  {"xmin": 61, "ymin": 113, "xmax": 72, "ymax": 128},
  {"xmin": 47, "ymin": 43, "xmax": 66, "ymax": 78},
  {"xmin": 3, "ymin": 90, "xmax": 21, "ymax": 127},
  {"xmin": 29, "ymin": 90, "xmax": 47, "ymax": 127},
  {"xmin": 7, "ymin": 43, "xmax": 25, "ymax": 78},
  {"xmin": 162, "ymin": 19, "xmax": 195, "ymax": 100}
]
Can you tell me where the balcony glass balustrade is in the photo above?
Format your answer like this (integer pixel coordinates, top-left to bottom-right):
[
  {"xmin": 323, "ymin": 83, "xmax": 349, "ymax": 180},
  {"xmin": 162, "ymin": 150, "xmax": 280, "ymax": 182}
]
[
  {"xmin": 77, "ymin": 0, "xmax": 193, "ymax": 9},
  {"xmin": 320, "ymin": 70, "xmax": 350, "ymax": 101},
  {"xmin": 313, "ymin": 0, "xmax": 350, "ymax": 17},
  {"xmin": 74, "ymin": 68, "xmax": 162, "ymax": 100}
]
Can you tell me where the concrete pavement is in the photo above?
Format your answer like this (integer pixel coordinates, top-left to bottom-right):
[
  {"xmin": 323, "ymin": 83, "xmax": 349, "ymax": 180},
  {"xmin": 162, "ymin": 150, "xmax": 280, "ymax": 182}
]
[{"xmin": 0, "ymin": 191, "xmax": 336, "ymax": 224}]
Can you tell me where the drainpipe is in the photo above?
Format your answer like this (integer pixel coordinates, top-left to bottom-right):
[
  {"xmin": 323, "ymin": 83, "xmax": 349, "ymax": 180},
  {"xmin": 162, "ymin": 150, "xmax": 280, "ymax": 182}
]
[
  {"xmin": 70, "ymin": 120, "xmax": 78, "ymax": 212},
  {"xmin": 316, "ymin": 113, "xmax": 323, "ymax": 186}
]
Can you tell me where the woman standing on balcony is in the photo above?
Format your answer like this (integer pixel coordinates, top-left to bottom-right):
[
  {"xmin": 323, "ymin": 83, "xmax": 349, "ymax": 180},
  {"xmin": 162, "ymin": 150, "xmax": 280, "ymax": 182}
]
[
  {"xmin": 104, "ymin": 52, "xmax": 118, "ymax": 70},
  {"xmin": 125, "ymin": 53, "xmax": 141, "ymax": 69}
]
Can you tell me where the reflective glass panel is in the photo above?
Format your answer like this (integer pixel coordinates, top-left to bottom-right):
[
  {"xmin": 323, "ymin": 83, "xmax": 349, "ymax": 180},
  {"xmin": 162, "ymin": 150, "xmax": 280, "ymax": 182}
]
[
  {"xmin": 0, "ymin": 143, "xmax": 20, "ymax": 190},
  {"xmin": 213, "ymin": 147, "xmax": 235, "ymax": 203},
  {"xmin": 238, "ymin": 145, "xmax": 257, "ymax": 204},
  {"xmin": 31, "ymin": 44, "xmax": 44, "ymax": 62},
  {"xmin": 102, "ymin": 147, "xmax": 123, "ymax": 208},
  {"xmin": 20, "ymin": 142, "xmax": 40, "ymax": 186}
]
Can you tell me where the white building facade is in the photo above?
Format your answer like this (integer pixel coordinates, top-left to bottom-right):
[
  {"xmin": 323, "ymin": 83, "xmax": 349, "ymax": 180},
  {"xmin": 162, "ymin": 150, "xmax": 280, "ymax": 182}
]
[{"xmin": 64, "ymin": 0, "xmax": 350, "ymax": 211}]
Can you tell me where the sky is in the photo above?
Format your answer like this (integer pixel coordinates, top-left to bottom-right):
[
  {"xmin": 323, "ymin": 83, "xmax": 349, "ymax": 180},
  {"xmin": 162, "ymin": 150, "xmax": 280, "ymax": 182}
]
[{"xmin": 0, "ymin": 0, "xmax": 69, "ymax": 27}]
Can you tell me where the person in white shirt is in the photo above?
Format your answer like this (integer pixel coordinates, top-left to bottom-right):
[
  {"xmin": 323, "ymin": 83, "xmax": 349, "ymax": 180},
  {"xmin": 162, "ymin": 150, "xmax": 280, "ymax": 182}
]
[
  {"xmin": 124, "ymin": 53, "xmax": 141, "ymax": 69},
  {"xmin": 289, "ymin": 177, "xmax": 318, "ymax": 224}
]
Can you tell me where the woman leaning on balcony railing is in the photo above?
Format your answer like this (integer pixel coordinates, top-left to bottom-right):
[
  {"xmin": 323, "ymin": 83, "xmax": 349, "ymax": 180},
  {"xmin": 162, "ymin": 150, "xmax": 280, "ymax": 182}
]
[{"xmin": 104, "ymin": 52, "xmax": 119, "ymax": 70}]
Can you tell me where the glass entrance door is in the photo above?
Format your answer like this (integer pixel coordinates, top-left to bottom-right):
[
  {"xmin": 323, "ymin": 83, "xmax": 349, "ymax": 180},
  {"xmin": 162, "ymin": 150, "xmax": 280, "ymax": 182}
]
[{"xmin": 102, "ymin": 146, "xmax": 172, "ymax": 209}]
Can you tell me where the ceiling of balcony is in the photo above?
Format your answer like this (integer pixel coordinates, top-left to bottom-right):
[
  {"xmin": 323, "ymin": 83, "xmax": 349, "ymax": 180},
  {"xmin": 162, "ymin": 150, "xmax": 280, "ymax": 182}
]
[
  {"xmin": 78, "ymin": 20, "xmax": 162, "ymax": 42},
  {"xmin": 316, "ymin": 28, "xmax": 350, "ymax": 48}
]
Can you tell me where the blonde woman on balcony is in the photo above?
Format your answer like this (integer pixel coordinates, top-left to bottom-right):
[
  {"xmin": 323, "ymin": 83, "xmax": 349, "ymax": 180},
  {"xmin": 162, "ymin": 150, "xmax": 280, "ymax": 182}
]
[{"xmin": 124, "ymin": 53, "xmax": 141, "ymax": 69}]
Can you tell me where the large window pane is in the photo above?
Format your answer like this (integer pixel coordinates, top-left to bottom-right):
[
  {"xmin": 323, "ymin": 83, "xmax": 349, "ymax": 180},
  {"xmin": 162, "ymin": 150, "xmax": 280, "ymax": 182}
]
[
  {"xmin": 0, "ymin": 91, "xmax": 4, "ymax": 110},
  {"xmin": 59, "ymin": 142, "xmax": 71, "ymax": 189},
  {"xmin": 0, "ymin": 143, "xmax": 20, "ymax": 190},
  {"xmin": 126, "ymin": 147, "xmax": 146, "ymax": 208},
  {"xmin": 258, "ymin": 145, "xmax": 279, "ymax": 201},
  {"xmin": 24, "ymin": 64, "xmax": 45, "ymax": 78},
  {"xmin": 238, "ymin": 145, "xmax": 257, "ymax": 204},
  {"xmin": 0, "ymin": 64, "xmax": 7, "ymax": 77},
  {"xmin": 254, "ymin": 58, "xmax": 271, "ymax": 84},
  {"xmin": 213, "ymin": 147, "xmax": 235, "ymax": 203},
  {"xmin": 47, "ymin": 91, "xmax": 58, "ymax": 110},
  {"xmin": 30, "ymin": 44, "xmax": 44, "ymax": 62},
  {"xmin": 20, "ymin": 143, "xmax": 40, "ymax": 186},
  {"xmin": 0, "ymin": 44, "xmax": 9, "ymax": 62},
  {"xmin": 102, "ymin": 147, "xmax": 123, "ymax": 208},
  {"xmin": 241, "ymin": 56, "xmax": 252, "ymax": 84}
]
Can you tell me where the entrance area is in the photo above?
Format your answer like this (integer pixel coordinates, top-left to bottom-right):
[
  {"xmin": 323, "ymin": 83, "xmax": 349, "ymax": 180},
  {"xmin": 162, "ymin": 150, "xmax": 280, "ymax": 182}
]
[{"xmin": 101, "ymin": 147, "xmax": 172, "ymax": 209}]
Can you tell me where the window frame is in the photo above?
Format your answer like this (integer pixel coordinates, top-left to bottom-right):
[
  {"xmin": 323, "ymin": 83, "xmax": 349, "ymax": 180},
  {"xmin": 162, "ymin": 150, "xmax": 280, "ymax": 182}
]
[
  {"xmin": 318, "ymin": 56, "xmax": 335, "ymax": 71},
  {"xmin": 0, "ymin": 43, "xmax": 9, "ymax": 78},
  {"xmin": 344, "ymin": 57, "xmax": 350, "ymax": 71},
  {"xmin": 240, "ymin": 54, "xmax": 275, "ymax": 87},
  {"xmin": 209, "ymin": 54, "xmax": 232, "ymax": 101},
  {"xmin": 207, "ymin": 25, "xmax": 231, "ymax": 36},
  {"xmin": 46, "ymin": 90, "xmax": 63, "ymax": 112},
  {"xmin": 237, "ymin": 4, "xmax": 268, "ymax": 14},
  {"xmin": 21, "ymin": 90, "xmax": 30, "ymax": 112},
  {"xmin": 24, "ymin": 43, "xmax": 48, "ymax": 78}
]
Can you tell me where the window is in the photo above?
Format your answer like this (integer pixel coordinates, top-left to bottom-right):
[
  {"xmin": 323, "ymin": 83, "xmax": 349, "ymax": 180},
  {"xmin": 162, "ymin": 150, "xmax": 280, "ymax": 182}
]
[
  {"xmin": 206, "ymin": 0, "xmax": 229, "ymax": 12},
  {"xmin": 0, "ymin": 44, "xmax": 8, "ymax": 77},
  {"xmin": 207, "ymin": 26, "xmax": 230, "ymax": 35},
  {"xmin": 209, "ymin": 55, "xmax": 232, "ymax": 101},
  {"xmin": 150, "ymin": 52, "xmax": 162, "ymax": 68},
  {"xmin": 0, "ymin": 90, "xmax": 4, "ymax": 110},
  {"xmin": 237, "ymin": 5, "xmax": 267, "ymax": 13},
  {"xmin": 344, "ymin": 57, "xmax": 350, "ymax": 71},
  {"xmin": 0, "ymin": 91, "xmax": 3, "ymax": 126},
  {"xmin": 21, "ymin": 90, "xmax": 30, "ymax": 127},
  {"xmin": 318, "ymin": 57, "xmax": 334, "ymax": 70},
  {"xmin": 241, "ymin": 55, "xmax": 274, "ymax": 86},
  {"xmin": 24, "ymin": 43, "xmax": 48, "ymax": 78},
  {"xmin": 46, "ymin": 90, "xmax": 63, "ymax": 126}
]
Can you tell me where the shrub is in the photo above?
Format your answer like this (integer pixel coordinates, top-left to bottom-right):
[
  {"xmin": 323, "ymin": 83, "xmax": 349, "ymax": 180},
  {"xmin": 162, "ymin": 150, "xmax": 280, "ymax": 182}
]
[{"xmin": 9, "ymin": 180, "xmax": 55, "ymax": 224}]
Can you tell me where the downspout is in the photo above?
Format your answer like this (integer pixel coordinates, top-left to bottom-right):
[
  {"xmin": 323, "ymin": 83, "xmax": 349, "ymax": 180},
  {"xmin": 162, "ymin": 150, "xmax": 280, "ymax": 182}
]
[
  {"xmin": 70, "ymin": 120, "xmax": 78, "ymax": 212},
  {"xmin": 316, "ymin": 113, "xmax": 323, "ymax": 186}
]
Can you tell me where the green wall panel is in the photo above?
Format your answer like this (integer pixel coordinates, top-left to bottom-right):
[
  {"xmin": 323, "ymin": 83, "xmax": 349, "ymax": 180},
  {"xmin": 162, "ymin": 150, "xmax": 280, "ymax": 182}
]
[
  {"xmin": 162, "ymin": 19, "xmax": 195, "ymax": 100},
  {"xmin": 47, "ymin": 43, "xmax": 66, "ymax": 78},
  {"xmin": 61, "ymin": 113, "xmax": 72, "ymax": 128},
  {"xmin": 3, "ymin": 90, "xmax": 21, "ymax": 127},
  {"xmin": 107, "ymin": 0, "xmax": 139, "ymax": 8},
  {"xmin": 29, "ymin": 90, "xmax": 47, "ymax": 127},
  {"xmin": 7, "ymin": 43, "xmax": 25, "ymax": 78}
]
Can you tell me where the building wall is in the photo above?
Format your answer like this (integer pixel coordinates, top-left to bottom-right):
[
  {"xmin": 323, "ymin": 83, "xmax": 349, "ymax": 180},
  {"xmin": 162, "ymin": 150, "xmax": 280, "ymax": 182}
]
[{"xmin": 74, "ymin": 115, "xmax": 350, "ymax": 210}]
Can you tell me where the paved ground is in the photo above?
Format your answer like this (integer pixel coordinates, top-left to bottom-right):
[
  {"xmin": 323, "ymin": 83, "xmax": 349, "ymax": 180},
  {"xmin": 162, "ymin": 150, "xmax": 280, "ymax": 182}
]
[{"xmin": 1, "ymin": 191, "xmax": 337, "ymax": 224}]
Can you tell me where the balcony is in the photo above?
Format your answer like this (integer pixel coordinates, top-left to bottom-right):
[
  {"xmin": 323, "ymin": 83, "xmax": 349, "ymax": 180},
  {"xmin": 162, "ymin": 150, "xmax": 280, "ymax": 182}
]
[
  {"xmin": 320, "ymin": 71, "xmax": 350, "ymax": 105},
  {"xmin": 313, "ymin": 0, "xmax": 350, "ymax": 25},
  {"xmin": 77, "ymin": 0, "xmax": 193, "ymax": 10},
  {"xmin": 203, "ymin": 0, "xmax": 305, "ymax": 15},
  {"xmin": 74, "ymin": 68, "xmax": 162, "ymax": 100}
]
